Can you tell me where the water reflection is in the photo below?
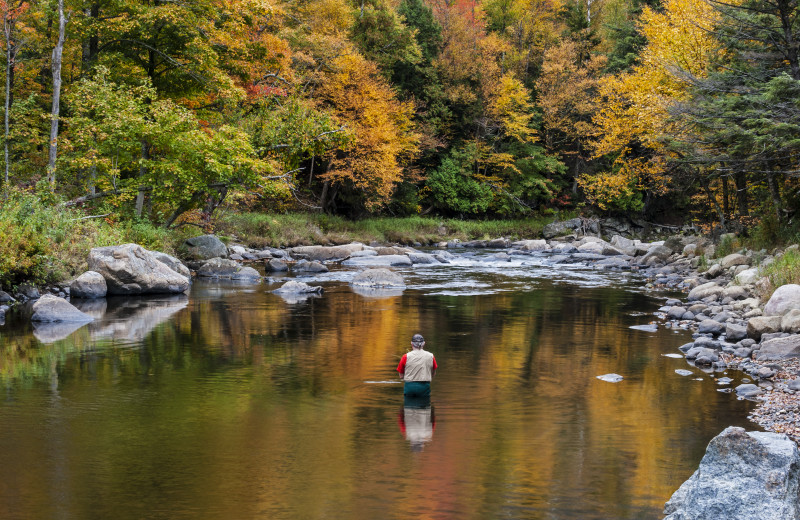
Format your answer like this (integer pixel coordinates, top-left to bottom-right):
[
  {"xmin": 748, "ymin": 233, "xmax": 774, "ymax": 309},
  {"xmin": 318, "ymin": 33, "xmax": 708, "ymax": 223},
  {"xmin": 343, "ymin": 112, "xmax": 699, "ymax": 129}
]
[
  {"xmin": 0, "ymin": 266, "xmax": 761, "ymax": 520},
  {"xmin": 400, "ymin": 394, "xmax": 435, "ymax": 451}
]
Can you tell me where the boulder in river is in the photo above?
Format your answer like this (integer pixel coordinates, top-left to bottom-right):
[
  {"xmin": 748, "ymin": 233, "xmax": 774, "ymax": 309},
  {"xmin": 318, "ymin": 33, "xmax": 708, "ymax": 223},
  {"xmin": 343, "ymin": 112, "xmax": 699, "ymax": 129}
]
[
  {"xmin": 70, "ymin": 271, "xmax": 107, "ymax": 299},
  {"xmin": 31, "ymin": 294, "xmax": 94, "ymax": 323},
  {"xmin": 273, "ymin": 280, "xmax": 322, "ymax": 294},
  {"xmin": 342, "ymin": 255, "xmax": 412, "ymax": 267},
  {"xmin": 350, "ymin": 268, "xmax": 405, "ymax": 288},
  {"xmin": 514, "ymin": 239, "xmax": 548, "ymax": 252},
  {"xmin": 290, "ymin": 243, "xmax": 366, "ymax": 261},
  {"xmin": 184, "ymin": 234, "xmax": 228, "ymax": 260},
  {"xmin": 292, "ymin": 259, "xmax": 329, "ymax": 273},
  {"xmin": 664, "ymin": 426, "xmax": 800, "ymax": 520},
  {"xmin": 88, "ymin": 244, "xmax": 190, "ymax": 295},
  {"xmin": 764, "ymin": 284, "xmax": 800, "ymax": 316},
  {"xmin": 265, "ymin": 258, "xmax": 289, "ymax": 272}
]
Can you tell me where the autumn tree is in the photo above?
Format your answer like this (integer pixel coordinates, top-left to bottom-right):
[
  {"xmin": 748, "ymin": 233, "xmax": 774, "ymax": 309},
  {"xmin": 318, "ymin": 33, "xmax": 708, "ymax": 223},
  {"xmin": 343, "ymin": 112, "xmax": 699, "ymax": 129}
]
[{"xmin": 315, "ymin": 53, "xmax": 419, "ymax": 213}]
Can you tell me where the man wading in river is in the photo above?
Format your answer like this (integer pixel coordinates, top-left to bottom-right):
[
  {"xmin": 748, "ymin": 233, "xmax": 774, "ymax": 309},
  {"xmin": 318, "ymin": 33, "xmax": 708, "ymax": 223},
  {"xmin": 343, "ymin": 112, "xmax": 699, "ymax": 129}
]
[{"xmin": 397, "ymin": 334, "xmax": 437, "ymax": 398}]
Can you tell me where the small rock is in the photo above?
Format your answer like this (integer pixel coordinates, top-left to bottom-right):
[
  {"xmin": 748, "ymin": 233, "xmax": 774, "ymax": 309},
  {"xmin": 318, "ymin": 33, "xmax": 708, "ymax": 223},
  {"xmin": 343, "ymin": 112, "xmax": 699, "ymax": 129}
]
[{"xmin": 597, "ymin": 373, "xmax": 624, "ymax": 383}]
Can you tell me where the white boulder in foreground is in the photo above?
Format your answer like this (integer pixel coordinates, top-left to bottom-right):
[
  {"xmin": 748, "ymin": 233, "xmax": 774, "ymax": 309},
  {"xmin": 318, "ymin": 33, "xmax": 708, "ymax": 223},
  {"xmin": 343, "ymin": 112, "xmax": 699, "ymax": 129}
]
[
  {"xmin": 88, "ymin": 244, "xmax": 190, "ymax": 295},
  {"xmin": 664, "ymin": 426, "xmax": 800, "ymax": 520},
  {"xmin": 764, "ymin": 284, "xmax": 800, "ymax": 316},
  {"xmin": 31, "ymin": 294, "xmax": 94, "ymax": 323}
]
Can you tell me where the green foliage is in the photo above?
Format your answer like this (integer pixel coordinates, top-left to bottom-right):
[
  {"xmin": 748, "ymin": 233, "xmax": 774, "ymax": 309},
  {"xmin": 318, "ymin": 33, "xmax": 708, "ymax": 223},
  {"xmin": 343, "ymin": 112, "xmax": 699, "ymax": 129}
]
[
  {"xmin": 64, "ymin": 68, "xmax": 270, "ymax": 224},
  {"xmin": 762, "ymin": 248, "xmax": 800, "ymax": 299},
  {"xmin": 216, "ymin": 209, "xmax": 551, "ymax": 247},
  {"xmin": 716, "ymin": 234, "xmax": 741, "ymax": 258},
  {"xmin": 351, "ymin": 2, "xmax": 422, "ymax": 75},
  {"xmin": 425, "ymin": 145, "xmax": 495, "ymax": 215}
]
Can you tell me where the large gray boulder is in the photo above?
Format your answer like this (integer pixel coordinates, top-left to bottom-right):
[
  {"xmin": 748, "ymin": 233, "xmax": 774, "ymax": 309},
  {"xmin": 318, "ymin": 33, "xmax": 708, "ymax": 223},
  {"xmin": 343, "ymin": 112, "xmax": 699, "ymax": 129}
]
[
  {"xmin": 781, "ymin": 309, "xmax": 800, "ymax": 333},
  {"xmin": 747, "ymin": 316, "xmax": 782, "ymax": 341},
  {"xmin": 31, "ymin": 294, "xmax": 94, "ymax": 323},
  {"xmin": 290, "ymin": 243, "xmax": 366, "ymax": 261},
  {"xmin": 70, "ymin": 271, "xmax": 107, "ymax": 299},
  {"xmin": 350, "ymin": 268, "xmax": 405, "ymax": 288},
  {"xmin": 151, "ymin": 251, "xmax": 191, "ymax": 278},
  {"xmin": 184, "ymin": 234, "xmax": 228, "ymax": 260},
  {"xmin": 736, "ymin": 268, "xmax": 760, "ymax": 285},
  {"xmin": 663, "ymin": 426, "xmax": 800, "ymax": 520},
  {"xmin": 764, "ymin": 284, "xmax": 800, "ymax": 316},
  {"xmin": 641, "ymin": 245, "xmax": 673, "ymax": 265},
  {"xmin": 197, "ymin": 258, "xmax": 261, "ymax": 280},
  {"xmin": 610, "ymin": 235, "xmax": 637, "ymax": 256},
  {"xmin": 720, "ymin": 253, "xmax": 750, "ymax": 269},
  {"xmin": 754, "ymin": 335, "xmax": 800, "ymax": 361},
  {"xmin": 88, "ymin": 244, "xmax": 191, "ymax": 295}
]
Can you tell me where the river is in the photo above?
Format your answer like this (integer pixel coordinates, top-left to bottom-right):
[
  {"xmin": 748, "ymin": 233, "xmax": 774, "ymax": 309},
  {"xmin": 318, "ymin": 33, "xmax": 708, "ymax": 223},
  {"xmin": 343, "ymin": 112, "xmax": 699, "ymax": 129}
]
[{"xmin": 0, "ymin": 251, "xmax": 756, "ymax": 519}]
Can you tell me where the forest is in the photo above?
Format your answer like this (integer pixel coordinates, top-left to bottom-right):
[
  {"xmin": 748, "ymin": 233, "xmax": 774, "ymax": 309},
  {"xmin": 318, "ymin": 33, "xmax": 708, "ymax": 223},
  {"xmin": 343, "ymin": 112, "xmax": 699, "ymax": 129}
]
[{"xmin": 0, "ymin": 0, "xmax": 798, "ymax": 234}]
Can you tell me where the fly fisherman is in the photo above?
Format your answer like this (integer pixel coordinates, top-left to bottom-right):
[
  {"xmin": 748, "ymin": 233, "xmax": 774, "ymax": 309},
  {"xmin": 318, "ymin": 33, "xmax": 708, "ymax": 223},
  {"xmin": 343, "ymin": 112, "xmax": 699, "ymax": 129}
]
[{"xmin": 396, "ymin": 334, "xmax": 438, "ymax": 399}]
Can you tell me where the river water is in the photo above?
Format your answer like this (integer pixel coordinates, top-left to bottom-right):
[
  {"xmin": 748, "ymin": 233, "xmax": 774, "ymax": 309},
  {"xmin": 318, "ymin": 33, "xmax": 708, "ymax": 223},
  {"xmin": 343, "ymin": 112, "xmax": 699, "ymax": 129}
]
[{"xmin": 0, "ymin": 251, "xmax": 756, "ymax": 519}]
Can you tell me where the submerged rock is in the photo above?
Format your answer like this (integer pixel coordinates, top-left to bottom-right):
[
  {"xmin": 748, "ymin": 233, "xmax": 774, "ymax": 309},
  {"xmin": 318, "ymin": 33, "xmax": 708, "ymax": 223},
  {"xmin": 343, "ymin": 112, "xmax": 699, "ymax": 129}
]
[
  {"xmin": 664, "ymin": 426, "xmax": 800, "ymax": 520},
  {"xmin": 596, "ymin": 373, "xmax": 624, "ymax": 383}
]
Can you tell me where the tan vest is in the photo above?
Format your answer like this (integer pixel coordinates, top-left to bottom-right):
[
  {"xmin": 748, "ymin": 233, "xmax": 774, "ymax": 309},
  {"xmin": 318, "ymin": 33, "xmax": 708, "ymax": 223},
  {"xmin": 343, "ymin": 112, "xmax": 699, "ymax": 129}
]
[{"xmin": 404, "ymin": 349, "xmax": 435, "ymax": 382}]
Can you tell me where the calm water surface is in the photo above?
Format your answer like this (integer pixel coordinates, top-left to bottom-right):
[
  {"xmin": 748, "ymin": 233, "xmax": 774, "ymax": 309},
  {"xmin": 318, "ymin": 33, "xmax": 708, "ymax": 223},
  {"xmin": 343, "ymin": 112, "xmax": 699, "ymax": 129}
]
[{"xmin": 0, "ymin": 253, "xmax": 757, "ymax": 519}]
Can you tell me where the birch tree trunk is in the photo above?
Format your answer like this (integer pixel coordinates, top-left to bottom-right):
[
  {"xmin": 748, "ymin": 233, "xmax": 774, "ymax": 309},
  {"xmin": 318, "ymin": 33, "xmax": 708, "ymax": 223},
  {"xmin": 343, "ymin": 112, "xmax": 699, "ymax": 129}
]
[
  {"xmin": 46, "ymin": 0, "xmax": 67, "ymax": 185},
  {"xmin": 3, "ymin": 17, "xmax": 12, "ymax": 188}
]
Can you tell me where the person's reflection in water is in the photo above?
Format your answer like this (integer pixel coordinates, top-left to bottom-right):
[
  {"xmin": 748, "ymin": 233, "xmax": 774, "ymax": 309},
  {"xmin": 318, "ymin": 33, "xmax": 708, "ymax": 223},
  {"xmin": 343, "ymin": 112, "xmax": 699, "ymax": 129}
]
[{"xmin": 398, "ymin": 394, "xmax": 435, "ymax": 452}]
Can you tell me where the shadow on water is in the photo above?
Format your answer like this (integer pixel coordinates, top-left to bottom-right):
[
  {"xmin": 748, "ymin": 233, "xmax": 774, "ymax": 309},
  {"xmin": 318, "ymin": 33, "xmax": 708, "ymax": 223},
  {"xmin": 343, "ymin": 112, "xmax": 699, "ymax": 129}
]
[{"xmin": 0, "ymin": 266, "xmax": 759, "ymax": 520}]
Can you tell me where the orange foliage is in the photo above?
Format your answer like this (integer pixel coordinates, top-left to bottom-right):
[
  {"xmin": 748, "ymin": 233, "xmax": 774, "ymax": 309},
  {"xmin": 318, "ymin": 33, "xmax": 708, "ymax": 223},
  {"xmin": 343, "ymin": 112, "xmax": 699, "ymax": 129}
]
[{"xmin": 316, "ymin": 53, "xmax": 420, "ymax": 211}]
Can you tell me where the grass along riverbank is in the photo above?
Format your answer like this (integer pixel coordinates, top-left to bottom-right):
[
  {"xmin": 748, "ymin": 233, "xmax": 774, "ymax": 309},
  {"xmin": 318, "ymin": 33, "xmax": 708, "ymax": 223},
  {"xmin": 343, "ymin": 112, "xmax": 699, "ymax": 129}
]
[{"xmin": 0, "ymin": 190, "xmax": 559, "ymax": 290}]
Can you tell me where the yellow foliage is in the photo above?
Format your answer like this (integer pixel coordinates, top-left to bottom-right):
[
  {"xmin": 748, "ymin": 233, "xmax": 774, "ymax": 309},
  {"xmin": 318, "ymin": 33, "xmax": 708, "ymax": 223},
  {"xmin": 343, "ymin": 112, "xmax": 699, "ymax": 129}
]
[
  {"xmin": 488, "ymin": 74, "xmax": 537, "ymax": 143},
  {"xmin": 317, "ymin": 53, "xmax": 420, "ymax": 211},
  {"xmin": 593, "ymin": 0, "xmax": 720, "ymax": 158},
  {"xmin": 578, "ymin": 155, "xmax": 669, "ymax": 210},
  {"xmin": 536, "ymin": 39, "xmax": 607, "ymax": 152}
]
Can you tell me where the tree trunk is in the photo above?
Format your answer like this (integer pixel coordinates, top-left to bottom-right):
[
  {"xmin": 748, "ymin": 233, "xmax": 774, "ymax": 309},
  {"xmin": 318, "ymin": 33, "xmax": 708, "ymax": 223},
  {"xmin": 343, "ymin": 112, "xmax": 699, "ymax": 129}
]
[
  {"xmin": 701, "ymin": 176, "xmax": 726, "ymax": 232},
  {"xmin": 135, "ymin": 139, "xmax": 149, "ymax": 217},
  {"xmin": 721, "ymin": 175, "xmax": 729, "ymax": 217},
  {"xmin": 3, "ymin": 17, "xmax": 13, "ymax": 188},
  {"xmin": 46, "ymin": 0, "xmax": 67, "ymax": 185},
  {"xmin": 767, "ymin": 171, "xmax": 783, "ymax": 223},
  {"xmin": 734, "ymin": 171, "xmax": 748, "ymax": 216},
  {"xmin": 81, "ymin": 4, "xmax": 99, "ymax": 71}
]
